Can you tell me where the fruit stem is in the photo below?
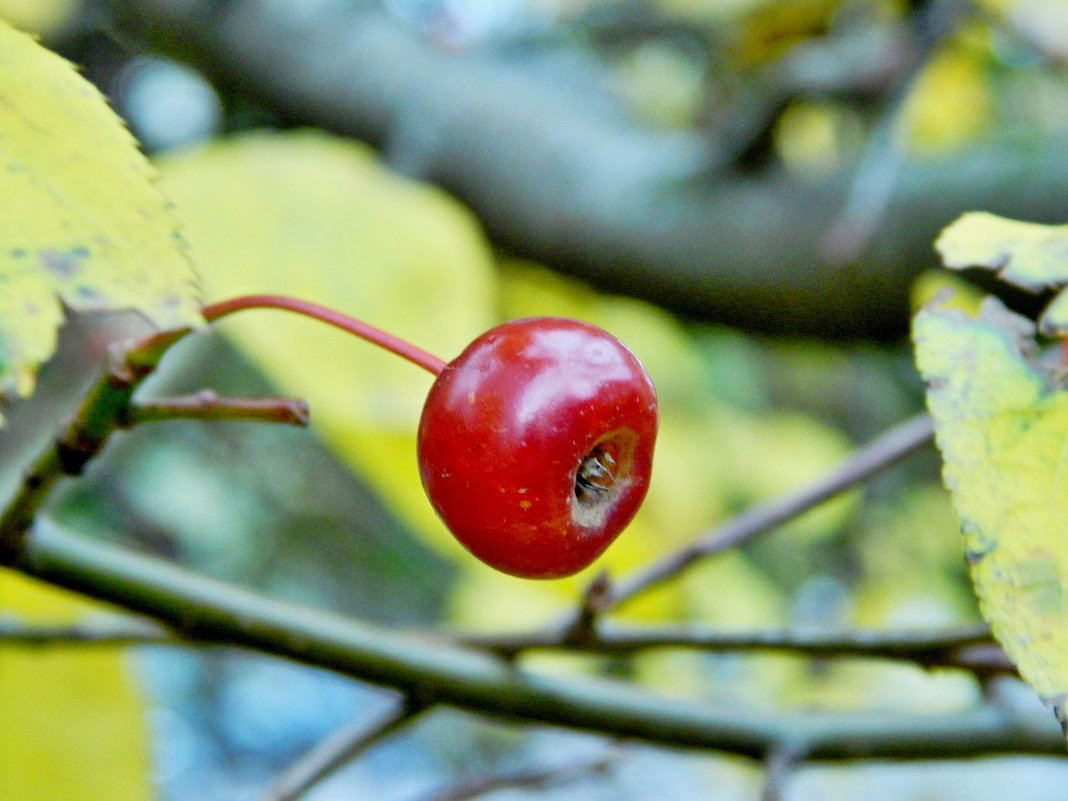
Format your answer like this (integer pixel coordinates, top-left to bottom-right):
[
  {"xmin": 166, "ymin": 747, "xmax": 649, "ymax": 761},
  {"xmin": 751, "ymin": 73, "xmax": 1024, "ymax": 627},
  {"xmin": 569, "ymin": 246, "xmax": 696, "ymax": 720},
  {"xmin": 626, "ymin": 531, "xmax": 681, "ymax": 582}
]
[{"xmin": 202, "ymin": 295, "xmax": 447, "ymax": 375}]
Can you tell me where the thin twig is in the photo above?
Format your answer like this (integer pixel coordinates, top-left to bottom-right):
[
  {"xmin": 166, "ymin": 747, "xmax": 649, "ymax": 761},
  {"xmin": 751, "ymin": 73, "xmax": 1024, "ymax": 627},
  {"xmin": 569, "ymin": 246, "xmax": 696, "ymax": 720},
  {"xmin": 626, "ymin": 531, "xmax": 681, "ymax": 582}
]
[
  {"xmin": 560, "ymin": 571, "xmax": 613, "ymax": 650},
  {"xmin": 123, "ymin": 391, "xmax": 310, "ymax": 427},
  {"xmin": 409, "ymin": 752, "xmax": 617, "ymax": 801},
  {"xmin": 455, "ymin": 620, "xmax": 1007, "ymax": 673},
  {"xmin": 264, "ymin": 696, "xmax": 425, "ymax": 801},
  {"xmin": 0, "ymin": 615, "xmax": 1012, "ymax": 679},
  {"xmin": 0, "ymin": 616, "xmax": 175, "ymax": 646},
  {"xmin": 16, "ymin": 520, "xmax": 1065, "ymax": 761},
  {"xmin": 761, "ymin": 741, "xmax": 807, "ymax": 801},
  {"xmin": 585, "ymin": 412, "xmax": 934, "ymax": 618}
]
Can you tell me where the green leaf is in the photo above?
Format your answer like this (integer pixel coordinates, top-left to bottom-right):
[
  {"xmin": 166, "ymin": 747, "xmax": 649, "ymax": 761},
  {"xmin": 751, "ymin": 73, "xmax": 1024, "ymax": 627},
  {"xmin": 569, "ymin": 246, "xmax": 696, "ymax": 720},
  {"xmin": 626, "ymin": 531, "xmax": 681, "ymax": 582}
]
[
  {"xmin": 913, "ymin": 296, "xmax": 1068, "ymax": 728},
  {"xmin": 0, "ymin": 20, "xmax": 201, "ymax": 408},
  {"xmin": 935, "ymin": 211, "xmax": 1068, "ymax": 333}
]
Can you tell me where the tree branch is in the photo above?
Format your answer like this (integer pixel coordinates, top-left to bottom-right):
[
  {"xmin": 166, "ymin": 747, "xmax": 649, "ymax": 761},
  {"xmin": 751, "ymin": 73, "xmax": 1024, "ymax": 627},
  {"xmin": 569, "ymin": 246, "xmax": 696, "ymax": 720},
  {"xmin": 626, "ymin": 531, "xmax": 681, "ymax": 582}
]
[
  {"xmin": 454, "ymin": 620, "xmax": 1007, "ymax": 672},
  {"xmin": 0, "ymin": 614, "xmax": 1011, "ymax": 678},
  {"xmin": 410, "ymin": 751, "xmax": 617, "ymax": 801},
  {"xmin": 124, "ymin": 391, "xmax": 310, "ymax": 427},
  {"xmin": 13, "ymin": 520, "xmax": 1064, "ymax": 761},
  {"xmin": 105, "ymin": 0, "xmax": 1068, "ymax": 339},
  {"xmin": 263, "ymin": 695, "xmax": 424, "ymax": 801},
  {"xmin": 0, "ymin": 331, "xmax": 178, "ymax": 564},
  {"xmin": 0, "ymin": 616, "xmax": 173, "ymax": 646},
  {"xmin": 0, "ymin": 291, "xmax": 1053, "ymax": 763}
]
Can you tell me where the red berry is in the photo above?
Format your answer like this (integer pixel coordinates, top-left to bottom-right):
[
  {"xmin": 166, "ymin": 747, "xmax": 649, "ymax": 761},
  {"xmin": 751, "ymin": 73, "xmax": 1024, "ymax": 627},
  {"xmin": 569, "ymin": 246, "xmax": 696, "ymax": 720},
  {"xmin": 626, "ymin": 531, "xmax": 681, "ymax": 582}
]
[{"xmin": 417, "ymin": 317, "xmax": 658, "ymax": 579}]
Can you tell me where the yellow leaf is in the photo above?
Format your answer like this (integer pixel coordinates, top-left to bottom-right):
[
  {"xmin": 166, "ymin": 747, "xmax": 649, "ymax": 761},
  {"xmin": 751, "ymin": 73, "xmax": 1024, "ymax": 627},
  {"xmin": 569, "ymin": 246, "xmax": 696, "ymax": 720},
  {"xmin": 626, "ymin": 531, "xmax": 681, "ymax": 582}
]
[
  {"xmin": 156, "ymin": 130, "xmax": 496, "ymax": 557},
  {"xmin": 910, "ymin": 269, "xmax": 984, "ymax": 317},
  {"xmin": 0, "ymin": 0, "xmax": 78, "ymax": 35},
  {"xmin": 0, "ymin": 268, "xmax": 62, "ymax": 396},
  {"xmin": 936, "ymin": 212, "xmax": 1068, "ymax": 290},
  {"xmin": 902, "ymin": 45, "xmax": 991, "ymax": 153},
  {"xmin": 774, "ymin": 101, "xmax": 860, "ymax": 177},
  {"xmin": 729, "ymin": 0, "xmax": 836, "ymax": 67},
  {"xmin": 936, "ymin": 211, "xmax": 1068, "ymax": 334},
  {"xmin": 913, "ymin": 297, "xmax": 1068, "ymax": 720},
  {"xmin": 0, "ymin": 570, "xmax": 152, "ymax": 801},
  {"xmin": 0, "ymin": 20, "xmax": 201, "ymax": 407}
]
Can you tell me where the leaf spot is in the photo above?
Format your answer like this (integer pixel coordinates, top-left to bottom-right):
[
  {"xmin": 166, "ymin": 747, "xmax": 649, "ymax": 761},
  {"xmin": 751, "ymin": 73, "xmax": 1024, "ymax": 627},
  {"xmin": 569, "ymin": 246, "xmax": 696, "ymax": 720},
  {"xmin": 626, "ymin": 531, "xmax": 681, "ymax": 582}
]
[{"xmin": 38, "ymin": 247, "xmax": 89, "ymax": 280}]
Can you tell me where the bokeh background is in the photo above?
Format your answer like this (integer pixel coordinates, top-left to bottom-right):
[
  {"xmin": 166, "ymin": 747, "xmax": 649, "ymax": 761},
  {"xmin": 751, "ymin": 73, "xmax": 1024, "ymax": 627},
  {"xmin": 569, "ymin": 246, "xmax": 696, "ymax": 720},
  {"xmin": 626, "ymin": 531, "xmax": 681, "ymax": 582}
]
[{"xmin": 2, "ymin": 0, "xmax": 1068, "ymax": 799}]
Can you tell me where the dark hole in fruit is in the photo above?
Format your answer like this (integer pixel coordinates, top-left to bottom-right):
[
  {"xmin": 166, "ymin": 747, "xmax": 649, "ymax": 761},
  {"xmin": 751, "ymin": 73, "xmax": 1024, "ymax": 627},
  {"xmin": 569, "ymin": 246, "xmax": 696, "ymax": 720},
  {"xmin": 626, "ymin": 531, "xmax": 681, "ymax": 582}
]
[{"xmin": 574, "ymin": 444, "xmax": 617, "ymax": 503}]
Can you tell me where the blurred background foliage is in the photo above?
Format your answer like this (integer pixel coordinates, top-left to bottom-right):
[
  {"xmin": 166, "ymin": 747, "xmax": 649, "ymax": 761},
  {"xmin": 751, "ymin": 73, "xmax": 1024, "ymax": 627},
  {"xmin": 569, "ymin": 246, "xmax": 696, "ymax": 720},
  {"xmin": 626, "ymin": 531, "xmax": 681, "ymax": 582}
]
[{"xmin": 2, "ymin": 0, "xmax": 1068, "ymax": 799}]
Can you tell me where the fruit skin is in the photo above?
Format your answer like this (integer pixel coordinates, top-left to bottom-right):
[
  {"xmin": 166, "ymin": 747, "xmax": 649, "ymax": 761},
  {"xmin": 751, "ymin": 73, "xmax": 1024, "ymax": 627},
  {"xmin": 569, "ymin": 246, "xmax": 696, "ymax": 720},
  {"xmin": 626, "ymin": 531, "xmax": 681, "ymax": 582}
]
[{"xmin": 417, "ymin": 317, "xmax": 658, "ymax": 579}]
